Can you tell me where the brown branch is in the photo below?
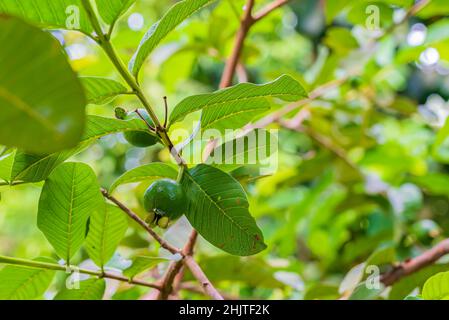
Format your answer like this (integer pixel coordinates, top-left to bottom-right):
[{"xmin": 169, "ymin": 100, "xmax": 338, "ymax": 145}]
[
  {"xmin": 184, "ymin": 255, "xmax": 224, "ymax": 300},
  {"xmin": 156, "ymin": 230, "xmax": 199, "ymax": 300},
  {"xmin": 381, "ymin": 239, "xmax": 449, "ymax": 286},
  {"xmin": 101, "ymin": 189, "xmax": 181, "ymax": 255},
  {"xmin": 253, "ymin": 0, "xmax": 290, "ymax": 22},
  {"xmin": 219, "ymin": 0, "xmax": 255, "ymax": 88}
]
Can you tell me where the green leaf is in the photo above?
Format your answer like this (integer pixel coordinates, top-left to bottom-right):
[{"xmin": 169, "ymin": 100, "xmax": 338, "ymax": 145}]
[
  {"xmin": 181, "ymin": 164, "xmax": 266, "ymax": 256},
  {"xmin": 348, "ymin": 281, "xmax": 385, "ymax": 300},
  {"xmin": 0, "ymin": 257, "xmax": 55, "ymax": 300},
  {"xmin": 206, "ymin": 129, "xmax": 278, "ymax": 172},
  {"xmin": 95, "ymin": 0, "xmax": 135, "ymax": 26},
  {"xmin": 0, "ymin": 0, "xmax": 93, "ymax": 34},
  {"xmin": 80, "ymin": 77, "xmax": 128, "ymax": 105},
  {"xmin": 129, "ymin": 0, "xmax": 215, "ymax": 77},
  {"xmin": 324, "ymin": 0, "xmax": 352, "ymax": 24},
  {"xmin": 169, "ymin": 75, "xmax": 307, "ymax": 131},
  {"xmin": 389, "ymin": 264, "xmax": 449, "ymax": 300},
  {"xmin": 110, "ymin": 163, "xmax": 178, "ymax": 192},
  {"xmin": 123, "ymin": 256, "xmax": 169, "ymax": 279},
  {"xmin": 85, "ymin": 204, "xmax": 128, "ymax": 268},
  {"xmin": 0, "ymin": 15, "xmax": 86, "ymax": 154},
  {"xmin": 37, "ymin": 162, "xmax": 104, "ymax": 263},
  {"xmin": 422, "ymin": 271, "xmax": 449, "ymax": 300},
  {"xmin": 54, "ymin": 278, "xmax": 106, "ymax": 300},
  {"xmin": 7, "ymin": 116, "xmax": 149, "ymax": 184}
]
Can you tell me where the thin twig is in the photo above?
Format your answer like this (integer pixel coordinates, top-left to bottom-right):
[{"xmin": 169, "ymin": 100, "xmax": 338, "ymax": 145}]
[{"xmin": 381, "ymin": 239, "xmax": 449, "ymax": 286}]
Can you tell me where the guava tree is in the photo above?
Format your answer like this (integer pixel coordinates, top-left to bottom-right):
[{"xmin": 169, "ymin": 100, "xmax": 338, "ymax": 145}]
[{"xmin": 0, "ymin": 0, "xmax": 449, "ymax": 300}]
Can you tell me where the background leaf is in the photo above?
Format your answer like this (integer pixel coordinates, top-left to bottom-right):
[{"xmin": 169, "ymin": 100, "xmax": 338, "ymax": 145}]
[
  {"xmin": 181, "ymin": 164, "xmax": 266, "ymax": 256},
  {"xmin": 85, "ymin": 203, "xmax": 128, "ymax": 268},
  {"xmin": 54, "ymin": 278, "xmax": 106, "ymax": 300},
  {"xmin": 37, "ymin": 162, "xmax": 104, "ymax": 263},
  {"xmin": 110, "ymin": 163, "xmax": 178, "ymax": 192},
  {"xmin": 0, "ymin": 257, "xmax": 55, "ymax": 300},
  {"xmin": 129, "ymin": 0, "xmax": 214, "ymax": 77},
  {"xmin": 0, "ymin": 15, "xmax": 86, "ymax": 154},
  {"xmin": 80, "ymin": 77, "xmax": 128, "ymax": 105}
]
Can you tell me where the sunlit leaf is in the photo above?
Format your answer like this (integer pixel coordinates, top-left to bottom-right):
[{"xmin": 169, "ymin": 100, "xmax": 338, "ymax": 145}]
[
  {"xmin": 0, "ymin": 257, "xmax": 55, "ymax": 300},
  {"xmin": 85, "ymin": 204, "xmax": 128, "ymax": 268},
  {"xmin": 0, "ymin": 16, "xmax": 86, "ymax": 154},
  {"xmin": 37, "ymin": 162, "xmax": 104, "ymax": 263},
  {"xmin": 54, "ymin": 278, "xmax": 106, "ymax": 300},
  {"xmin": 0, "ymin": 0, "xmax": 93, "ymax": 33}
]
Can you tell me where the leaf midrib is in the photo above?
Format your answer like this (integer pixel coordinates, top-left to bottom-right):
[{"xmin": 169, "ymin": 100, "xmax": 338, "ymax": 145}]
[
  {"xmin": 185, "ymin": 172, "xmax": 255, "ymax": 241},
  {"xmin": 66, "ymin": 167, "xmax": 76, "ymax": 263}
]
